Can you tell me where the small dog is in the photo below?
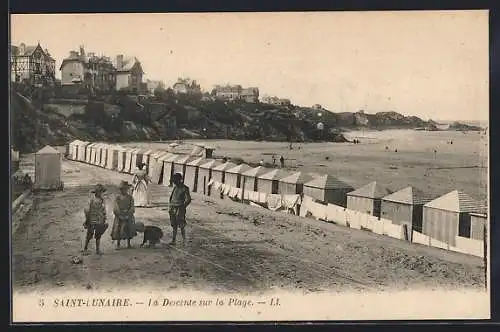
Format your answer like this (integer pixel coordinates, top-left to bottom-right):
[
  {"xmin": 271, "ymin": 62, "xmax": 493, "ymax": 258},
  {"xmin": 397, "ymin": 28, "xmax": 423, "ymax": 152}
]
[{"xmin": 135, "ymin": 222, "xmax": 164, "ymax": 248}]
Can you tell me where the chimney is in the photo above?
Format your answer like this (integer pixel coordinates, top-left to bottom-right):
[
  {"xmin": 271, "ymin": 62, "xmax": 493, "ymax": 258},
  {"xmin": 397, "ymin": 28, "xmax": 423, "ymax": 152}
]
[{"xmin": 116, "ymin": 55, "xmax": 124, "ymax": 70}]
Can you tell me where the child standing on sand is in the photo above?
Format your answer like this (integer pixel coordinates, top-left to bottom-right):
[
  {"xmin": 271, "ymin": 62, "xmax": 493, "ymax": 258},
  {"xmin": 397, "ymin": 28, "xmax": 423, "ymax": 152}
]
[{"xmin": 83, "ymin": 184, "xmax": 109, "ymax": 255}]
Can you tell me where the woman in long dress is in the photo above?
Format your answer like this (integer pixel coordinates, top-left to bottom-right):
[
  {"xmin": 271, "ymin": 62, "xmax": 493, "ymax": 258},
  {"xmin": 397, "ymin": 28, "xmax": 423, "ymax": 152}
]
[
  {"xmin": 111, "ymin": 180, "xmax": 137, "ymax": 249},
  {"xmin": 131, "ymin": 163, "xmax": 151, "ymax": 207}
]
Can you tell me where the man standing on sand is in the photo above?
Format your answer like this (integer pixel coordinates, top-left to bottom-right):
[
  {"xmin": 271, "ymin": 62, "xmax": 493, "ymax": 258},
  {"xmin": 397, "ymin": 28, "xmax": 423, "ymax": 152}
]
[{"xmin": 168, "ymin": 173, "xmax": 192, "ymax": 245}]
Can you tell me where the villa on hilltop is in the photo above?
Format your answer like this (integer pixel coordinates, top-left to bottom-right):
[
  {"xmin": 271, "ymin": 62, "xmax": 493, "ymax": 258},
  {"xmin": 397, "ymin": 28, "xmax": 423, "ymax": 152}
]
[
  {"xmin": 10, "ymin": 42, "xmax": 56, "ymax": 86},
  {"xmin": 262, "ymin": 96, "xmax": 291, "ymax": 106},
  {"xmin": 173, "ymin": 78, "xmax": 202, "ymax": 95},
  {"xmin": 214, "ymin": 84, "xmax": 259, "ymax": 103},
  {"xmin": 114, "ymin": 54, "xmax": 144, "ymax": 93},
  {"xmin": 59, "ymin": 46, "xmax": 116, "ymax": 93}
]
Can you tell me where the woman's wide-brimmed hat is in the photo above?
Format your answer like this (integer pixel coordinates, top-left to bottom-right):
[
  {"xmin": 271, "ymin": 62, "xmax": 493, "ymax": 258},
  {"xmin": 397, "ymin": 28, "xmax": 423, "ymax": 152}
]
[
  {"xmin": 91, "ymin": 183, "xmax": 107, "ymax": 193},
  {"xmin": 118, "ymin": 180, "xmax": 132, "ymax": 189}
]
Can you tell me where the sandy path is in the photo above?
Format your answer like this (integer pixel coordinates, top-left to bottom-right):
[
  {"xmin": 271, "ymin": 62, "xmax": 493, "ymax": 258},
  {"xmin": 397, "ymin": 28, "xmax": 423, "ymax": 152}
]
[{"xmin": 12, "ymin": 160, "xmax": 485, "ymax": 294}]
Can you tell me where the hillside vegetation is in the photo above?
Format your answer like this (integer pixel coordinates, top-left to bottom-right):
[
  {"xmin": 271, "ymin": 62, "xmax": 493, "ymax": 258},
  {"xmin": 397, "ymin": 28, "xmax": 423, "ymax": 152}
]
[{"xmin": 11, "ymin": 85, "xmax": 473, "ymax": 153}]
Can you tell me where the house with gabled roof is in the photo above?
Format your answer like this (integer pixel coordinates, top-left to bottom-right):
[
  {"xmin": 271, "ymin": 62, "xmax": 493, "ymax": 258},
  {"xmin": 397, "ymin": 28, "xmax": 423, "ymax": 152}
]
[
  {"xmin": 11, "ymin": 42, "xmax": 56, "ymax": 86},
  {"xmin": 303, "ymin": 174, "xmax": 354, "ymax": 207},
  {"xmin": 242, "ymin": 166, "xmax": 271, "ymax": 192},
  {"xmin": 225, "ymin": 164, "xmax": 252, "ymax": 189},
  {"xmin": 184, "ymin": 157, "xmax": 207, "ymax": 192},
  {"xmin": 198, "ymin": 159, "xmax": 222, "ymax": 195},
  {"xmin": 380, "ymin": 186, "xmax": 436, "ymax": 236},
  {"xmin": 422, "ymin": 190, "xmax": 487, "ymax": 247},
  {"xmin": 347, "ymin": 181, "xmax": 391, "ymax": 217},
  {"xmin": 257, "ymin": 169, "xmax": 290, "ymax": 194},
  {"xmin": 115, "ymin": 54, "xmax": 144, "ymax": 92},
  {"xmin": 278, "ymin": 171, "xmax": 316, "ymax": 195}
]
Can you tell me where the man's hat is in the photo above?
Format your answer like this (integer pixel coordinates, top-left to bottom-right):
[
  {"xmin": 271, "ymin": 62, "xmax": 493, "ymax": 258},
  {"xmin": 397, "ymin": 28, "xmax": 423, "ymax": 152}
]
[
  {"xmin": 91, "ymin": 183, "xmax": 107, "ymax": 193},
  {"xmin": 172, "ymin": 172, "xmax": 183, "ymax": 180}
]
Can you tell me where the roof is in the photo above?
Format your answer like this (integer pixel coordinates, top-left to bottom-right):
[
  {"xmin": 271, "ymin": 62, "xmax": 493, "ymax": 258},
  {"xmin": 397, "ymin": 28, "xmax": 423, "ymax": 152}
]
[
  {"xmin": 142, "ymin": 149, "xmax": 154, "ymax": 155},
  {"xmin": 187, "ymin": 157, "xmax": 206, "ymax": 166},
  {"xmin": 279, "ymin": 172, "xmax": 315, "ymax": 184},
  {"xmin": 163, "ymin": 154, "xmax": 180, "ymax": 162},
  {"xmin": 382, "ymin": 186, "xmax": 435, "ymax": 205},
  {"xmin": 258, "ymin": 169, "xmax": 290, "ymax": 180},
  {"xmin": 347, "ymin": 181, "xmax": 391, "ymax": 199},
  {"xmin": 199, "ymin": 159, "xmax": 222, "ymax": 169},
  {"xmin": 226, "ymin": 164, "xmax": 252, "ymax": 174},
  {"xmin": 424, "ymin": 190, "xmax": 487, "ymax": 213},
  {"xmin": 36, "ymin": 145, "xmax": 60, "ymax": 155},
  {"xmin": 213, "ymin": 161, "xmax": 237, "ymax": 171},
  {"xmin": 174, "ymin": 155, "xmax": 195, "ymax": 165},
  {"xmin": 242, "ymin": 166, "xmax": 271, "ymax": 177},
  {"xmin": 304, "ymin": 175, "xmax": 353, "ymax": 190},
  {"xmin": 116, "ymin": 56, "xmax": 142, "ymax": 72}
]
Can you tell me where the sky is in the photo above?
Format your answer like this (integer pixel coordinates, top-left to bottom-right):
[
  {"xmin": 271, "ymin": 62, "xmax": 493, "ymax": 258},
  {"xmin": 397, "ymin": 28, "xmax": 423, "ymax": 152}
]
[{"xmin": 10, "ymin": 11, "xmax": 489, "ymax": 121}]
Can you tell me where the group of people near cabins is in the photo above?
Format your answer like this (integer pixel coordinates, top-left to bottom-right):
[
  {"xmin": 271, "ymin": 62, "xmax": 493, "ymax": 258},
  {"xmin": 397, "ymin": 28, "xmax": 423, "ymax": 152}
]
[{"xmin": 82, "ymin": 162, "xmax": 192, "ymax": 255}]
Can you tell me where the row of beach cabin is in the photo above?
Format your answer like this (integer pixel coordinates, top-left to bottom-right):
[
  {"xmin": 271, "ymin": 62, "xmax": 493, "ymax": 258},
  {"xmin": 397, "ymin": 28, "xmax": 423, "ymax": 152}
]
[{"xmin": 67, "ymin": 140, "xmax": 488, "ymax": 257}]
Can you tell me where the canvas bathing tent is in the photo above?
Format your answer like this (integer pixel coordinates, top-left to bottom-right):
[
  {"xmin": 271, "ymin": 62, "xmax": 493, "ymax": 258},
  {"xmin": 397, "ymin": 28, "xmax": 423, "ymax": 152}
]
[
  {"xmin": 141, "ymin": 149, "xmax": 154, "ymax": 171},
  {"xmin": 173, "ymin": 155, "xmax": 196, "ymax": 180},
  {"xmin": 257, "ymin": 169, "xmax": 290, "ymax": 194},
  {"xmin": 123, "ymin": 148, "xmax": 139, "ymax": 173},
  {"xmin": 225, "ymin": 164, "xmax": 252, "ymax": 189},
  {"xmin": 184, "ymin": 158, "xmax": 206, "ymax": 192},
  {"xmin": 380, "ymin": 186, "xmax": 435, "ymax": 233},
  {"xmin": 116, "ymin": 147, "xmax": 130, "ymax": 172},
  {"xmin": 212, "ymin": 161, "xmax": 237, "ymax": 184},
  {"xmin": 34, "ymin": 145, "xmax": 62, "ymax": 190},
  {"xmin": 105, "ymin": 145, "xmax": 122, "ymax": 170},
  {"xmin": 99, "ymin": 144, "xmax": 109, "ymax": 168},
  {"xmin": 303, "ymin": 175, "xmax": 354, "ymax": 206},
  {"xmin": 148, "ymin": 151, "xmax": 170, "ymax": 179},
  {"xmin": 347, "ymin": 181, "xmax": 391, "ymax": 217},
  {"xmin": 162, "ymin": 154, "xmax": 182, "ymax": 186},
  {"xmin": 422, "ymin": 190, "xmax": 487, "ymax": 247},
  {"xmin": 131, "ymin": 148, "xmax": 150, "ymax": 170},
  {"xmin": 76, "ymin": 141, "xmax": 90, "ymax": 162},
  {"xmin": 278, "ymin": 172, "xmax": 315, "ymax": 195},
  {"xmin": 198, "ymin": 159, "xmax": 222, "ymax": 195},
  {"xmin": 68, "ymin": 140, "xmax": 81, "ymax": 160},
  {"xmin": 85, "ymin": 143, "xmax": 97, "ymax": 164},
  {"xmin": 242, "ymin": 166, "xmax": 271, "ymax": 192}
]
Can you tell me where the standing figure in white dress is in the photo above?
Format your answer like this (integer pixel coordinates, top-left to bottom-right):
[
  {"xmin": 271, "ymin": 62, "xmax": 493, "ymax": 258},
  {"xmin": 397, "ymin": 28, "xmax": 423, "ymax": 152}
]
[{"xmin": 131, "ymin": 163, "xmax": 151, "ymax": 207}]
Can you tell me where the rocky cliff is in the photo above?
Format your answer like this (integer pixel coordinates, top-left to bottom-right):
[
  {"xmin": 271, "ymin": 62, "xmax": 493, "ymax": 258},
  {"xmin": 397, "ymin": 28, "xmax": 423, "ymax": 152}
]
[{"xmin": 11, "ymin": 86, "xmax": 443, "ymax": 153}]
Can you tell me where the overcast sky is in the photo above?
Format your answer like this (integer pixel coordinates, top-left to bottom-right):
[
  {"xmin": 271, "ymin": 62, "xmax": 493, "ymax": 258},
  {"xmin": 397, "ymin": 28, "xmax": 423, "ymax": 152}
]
[{"xmin": 11, "ymin": 11, "xmax": 488, "ymax": 121}]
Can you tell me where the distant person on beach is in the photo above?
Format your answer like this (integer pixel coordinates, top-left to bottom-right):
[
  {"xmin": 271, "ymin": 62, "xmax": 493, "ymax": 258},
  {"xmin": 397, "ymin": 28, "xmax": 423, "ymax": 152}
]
[
  {"xmin": 168, "ymin": 173, "xmax": 192, "ymax": 245},
  {"xmin": 131, "ymin": 163, "xmax": 151, "ymax": 207},
  {"xmin": 82, "ymin": 184, "xmax": 109, "ymax": 255},
  {"xmin": 272, "ymin": 155, "xmax": 276, "ymax": 166},
  {"xmin": 280, "ymin": 155, "xmax": 285, "ymax": 168},
  {"xmin": 260, "ymin": 159, "xmax": 264, "ymax": 166},
  {"xmin": 385, "ymin": 146, "xmax": 389, "ymax": 151},
  {"xmin": 111, "ymin": 181, "xmax": 137, "ymax": 249}
]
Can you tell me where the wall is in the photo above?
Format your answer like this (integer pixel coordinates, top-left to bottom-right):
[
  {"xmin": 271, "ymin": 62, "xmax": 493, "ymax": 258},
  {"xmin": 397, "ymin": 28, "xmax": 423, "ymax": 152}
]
[
  {"xmin": 184, "ymin": 165, "xmax": 199, "ymax": 192},
  {"xmin": 61, "ymin": 61, "xmax": 85, "ymax": 85},
  {"xmin": 225, "ymin": 172, "xmax": 241, "ymax": 188},
  {"xmin": 422, "ymin": 207, "xmax": 460, "ymax": 247},
  {"xmin": 470, "ymin": 214, "xmax": 487, "ymax": 241},
  {"xmin": 35, "ymin": 153, "xmax": 61, "ymax": 188},
  {"xmin": 278, "ymin": 182, "xmax": 302, "ymax": 195},
  {"xmin": 347, "ymin": 196, "xmax": 376, "ymax": 216},
  {"xmin": 116, "ymin": 73, "xmax": 129, "ymax": 91}
]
